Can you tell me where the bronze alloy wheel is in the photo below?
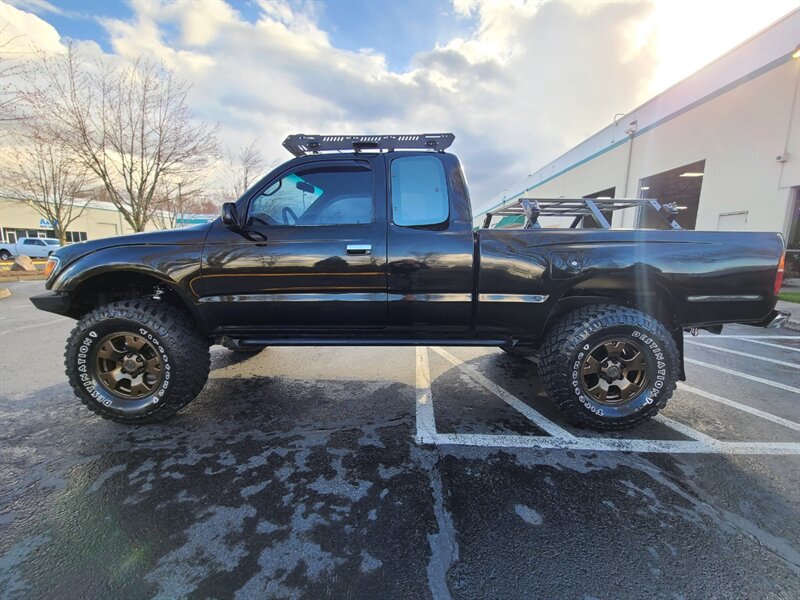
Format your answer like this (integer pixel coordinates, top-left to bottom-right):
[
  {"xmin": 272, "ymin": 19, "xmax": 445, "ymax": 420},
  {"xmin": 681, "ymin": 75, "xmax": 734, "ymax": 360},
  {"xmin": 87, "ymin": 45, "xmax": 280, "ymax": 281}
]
[
  {"xmin": 580, "ymin": 338, "xmax": 649, "ymax": 405},
  {"xmin": 94, "ymin": 331, "xmax": 164, "ymax": 399}
]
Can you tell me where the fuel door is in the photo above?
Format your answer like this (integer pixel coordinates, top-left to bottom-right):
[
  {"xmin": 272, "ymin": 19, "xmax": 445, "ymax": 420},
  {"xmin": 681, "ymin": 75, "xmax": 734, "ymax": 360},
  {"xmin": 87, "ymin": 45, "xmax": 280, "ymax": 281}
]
[{"xmin": 551, "ymin": 253, "xmax": 583, "ymax": 279}]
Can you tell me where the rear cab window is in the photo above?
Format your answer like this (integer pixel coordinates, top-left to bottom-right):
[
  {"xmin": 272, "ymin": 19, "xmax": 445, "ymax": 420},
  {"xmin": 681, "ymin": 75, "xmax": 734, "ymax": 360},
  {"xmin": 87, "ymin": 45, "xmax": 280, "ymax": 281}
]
[{"xmin": 390, "ymin": 155, "xmax": 449, "ymax": 227}]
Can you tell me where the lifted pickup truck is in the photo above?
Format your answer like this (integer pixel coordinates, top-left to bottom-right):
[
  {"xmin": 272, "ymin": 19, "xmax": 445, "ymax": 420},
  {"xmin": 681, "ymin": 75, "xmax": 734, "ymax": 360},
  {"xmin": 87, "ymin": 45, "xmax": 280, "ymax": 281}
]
[{"xmin": 31, "ymin": 133, "xmax": 790, "ymax": 430}]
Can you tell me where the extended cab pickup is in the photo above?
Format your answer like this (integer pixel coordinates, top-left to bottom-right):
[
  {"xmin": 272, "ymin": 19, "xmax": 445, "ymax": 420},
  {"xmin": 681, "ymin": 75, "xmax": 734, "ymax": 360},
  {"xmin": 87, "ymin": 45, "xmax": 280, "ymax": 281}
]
[{"xmin": 31, "ymin": 133, "xmax": 790, "ymax": 430}]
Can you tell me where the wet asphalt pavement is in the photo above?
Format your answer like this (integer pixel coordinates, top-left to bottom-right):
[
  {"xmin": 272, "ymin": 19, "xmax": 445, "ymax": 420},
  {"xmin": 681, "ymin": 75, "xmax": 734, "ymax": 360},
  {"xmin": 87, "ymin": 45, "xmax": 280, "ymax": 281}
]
[{"xmin": 1, "ymin": 280, "xmax": 798, "ymax": 599}]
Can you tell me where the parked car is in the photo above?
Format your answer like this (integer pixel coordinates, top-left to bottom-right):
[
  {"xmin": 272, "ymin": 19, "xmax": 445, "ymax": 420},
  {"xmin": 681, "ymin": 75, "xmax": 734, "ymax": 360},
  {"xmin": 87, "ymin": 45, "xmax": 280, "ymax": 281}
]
[
  {"xmin": 0, "ymin": 237, "xmax": 62, "ymax": 260},
  {"xmin": 30, "ymin": 133, "xmax": 789, "ymax": 429}
]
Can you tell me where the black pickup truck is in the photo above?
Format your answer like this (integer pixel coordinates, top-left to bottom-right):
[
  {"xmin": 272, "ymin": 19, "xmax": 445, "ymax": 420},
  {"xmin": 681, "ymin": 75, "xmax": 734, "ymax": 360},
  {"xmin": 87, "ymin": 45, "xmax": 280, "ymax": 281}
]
[{"xmin": 31, "ymin": 133, "xmax": 789, "ymax": 430}]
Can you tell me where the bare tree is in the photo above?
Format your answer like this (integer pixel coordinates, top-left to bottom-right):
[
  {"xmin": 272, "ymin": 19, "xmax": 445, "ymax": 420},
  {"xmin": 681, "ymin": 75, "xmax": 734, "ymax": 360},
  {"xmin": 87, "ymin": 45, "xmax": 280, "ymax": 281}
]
[
  {"xmin": 151, "ymin": 176, "xmax": 209, "ymax": 230},
  {"xmin": 0, "ymin": 23, "xmax": 30, "ymax": 128},
  {"xmin": 216, "ymin": 140, "xmax": 270, "ymax": 203},
  {"xmin": 23, "ymin": 45, "xmax": 220, "ymax": 232},
  {"xmin": 3, "ymin": 124, "xmax": 90, "ymax": 245}
]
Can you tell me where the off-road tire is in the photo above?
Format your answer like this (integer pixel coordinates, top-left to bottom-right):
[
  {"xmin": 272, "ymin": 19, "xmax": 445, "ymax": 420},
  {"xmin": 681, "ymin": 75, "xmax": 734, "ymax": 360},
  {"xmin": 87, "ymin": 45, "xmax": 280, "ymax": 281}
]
[
  {"xmin": 0, "ymin": 250, "xmax": 11, "ymax": 261},
  {"xmin": 539, "ymin": 304, "xmax": 679, "ymax": 430},
  {"xmin": 500, "ymin": 345, "xmax": 538, "ymax": 358},
  {"xmin": 65, "ymin": 299, "xmax": 210, "ymax": 424}
]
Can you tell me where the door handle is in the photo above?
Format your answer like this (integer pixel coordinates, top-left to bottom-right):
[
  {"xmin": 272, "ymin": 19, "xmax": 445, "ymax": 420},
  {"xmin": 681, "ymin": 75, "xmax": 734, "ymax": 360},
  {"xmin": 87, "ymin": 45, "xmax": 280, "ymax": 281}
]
[{"xmin": 346, "ymin": 244, "xmax": 372, "ymax": 255}]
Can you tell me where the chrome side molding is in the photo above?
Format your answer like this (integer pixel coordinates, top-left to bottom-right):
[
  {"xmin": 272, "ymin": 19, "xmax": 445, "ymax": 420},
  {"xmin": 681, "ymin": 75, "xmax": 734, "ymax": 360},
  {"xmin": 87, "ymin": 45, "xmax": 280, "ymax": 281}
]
[
  {"xmin": 478, "ymin": 293, "xmax": 549, "ymax": 303},
  {"xmin": 687, "ymin": 294, "xmax": 762, "ymax": 302}
]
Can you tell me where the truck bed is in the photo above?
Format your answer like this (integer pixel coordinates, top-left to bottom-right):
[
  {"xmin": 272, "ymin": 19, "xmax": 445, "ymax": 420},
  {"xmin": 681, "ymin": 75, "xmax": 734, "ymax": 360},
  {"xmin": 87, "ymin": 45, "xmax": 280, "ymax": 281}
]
[{"xmin": 476, "ymin": 228, "xmax": 784, "ymax": 338}]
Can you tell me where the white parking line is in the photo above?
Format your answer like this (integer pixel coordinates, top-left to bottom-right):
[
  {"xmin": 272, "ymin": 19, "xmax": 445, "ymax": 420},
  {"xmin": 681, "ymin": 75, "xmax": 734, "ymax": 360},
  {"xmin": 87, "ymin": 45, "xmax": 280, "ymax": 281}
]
[
  {"xmin": 429, "ymin": 432, "xmax": 800, "ymax": 455},
  {"xmin": 678, "ymin": 383, "xmax": 800, "ymax": 432},
  {"xmin": 685, "ymin": 358, "xmax": 800, "ymax": 394},
  {"xmin": 415, "ymin": 347, "xmax": 438, "ymax": 444},
  {"xmin": 414, "ymin": 347, "xmax": 800, "ymax": 455},
  {"xmin": 686, "ymin": 340, "xmax": 798, "ymax": 368},
  {"xmin": 697, "ymin": 335, "xmax": 800, "ymax": 339},
  {"xmin": 430, "ymin": 346, "xmax": 576, "ymax": 440},
  {"xmin": 653, "ymin": 414, "xmax": 720, "ymax": 444},
  {"xmin": 735, "ymin": 338, "xmax": 800, "ymax": 353}
]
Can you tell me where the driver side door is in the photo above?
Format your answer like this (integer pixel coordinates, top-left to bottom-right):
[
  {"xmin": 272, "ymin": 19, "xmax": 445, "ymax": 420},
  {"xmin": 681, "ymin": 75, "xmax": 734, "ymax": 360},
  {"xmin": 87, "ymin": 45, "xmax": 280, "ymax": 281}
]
[{"xmin": 199, "ymin": 157, "xmax": 388, "ymax": 331}]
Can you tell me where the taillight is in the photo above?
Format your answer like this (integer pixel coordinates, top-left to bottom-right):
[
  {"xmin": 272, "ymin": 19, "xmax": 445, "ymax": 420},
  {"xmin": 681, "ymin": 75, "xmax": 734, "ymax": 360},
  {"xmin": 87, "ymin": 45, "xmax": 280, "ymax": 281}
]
[
  {"xmin": 43, "ymin": 256, "xmax": 59, "ymax": 280},
  {"xmin": 774, "ymin": 252, "xmax": 785, "ymax": 296}
]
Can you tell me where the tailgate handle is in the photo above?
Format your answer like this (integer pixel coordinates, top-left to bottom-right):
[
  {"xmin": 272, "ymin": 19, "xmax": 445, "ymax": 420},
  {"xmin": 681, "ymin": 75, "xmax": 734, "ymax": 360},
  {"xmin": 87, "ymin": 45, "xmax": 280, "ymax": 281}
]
[{"xmin": 346, "ymin": 244, "xmax": 372, "ymax": 255}]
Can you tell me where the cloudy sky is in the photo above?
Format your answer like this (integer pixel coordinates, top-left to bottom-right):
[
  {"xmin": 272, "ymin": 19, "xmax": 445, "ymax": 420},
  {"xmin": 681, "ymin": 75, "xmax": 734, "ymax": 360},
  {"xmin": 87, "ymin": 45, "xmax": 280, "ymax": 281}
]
[{"xmin": 1, "ymin": 0, "xmax": 797, "ymax": 210}]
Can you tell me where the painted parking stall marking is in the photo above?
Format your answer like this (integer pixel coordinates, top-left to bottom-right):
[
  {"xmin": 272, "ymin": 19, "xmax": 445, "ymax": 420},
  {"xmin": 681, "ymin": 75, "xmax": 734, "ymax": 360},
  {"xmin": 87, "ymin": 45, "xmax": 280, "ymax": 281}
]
[
  {"xmin": 415, "ymin": 330, "xmax": 800, "ymax": 455},
  {"xmin": 685, "ymin": 339, "xmax": 799, "ymax": 368}
]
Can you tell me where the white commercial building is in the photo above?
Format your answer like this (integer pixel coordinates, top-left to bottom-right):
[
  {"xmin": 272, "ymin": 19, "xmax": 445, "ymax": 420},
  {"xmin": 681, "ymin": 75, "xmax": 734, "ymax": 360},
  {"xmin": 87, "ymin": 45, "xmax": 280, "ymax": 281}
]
[{"xmin": 475, "ymin": 9, "xmax": 800, "ymax": 249}]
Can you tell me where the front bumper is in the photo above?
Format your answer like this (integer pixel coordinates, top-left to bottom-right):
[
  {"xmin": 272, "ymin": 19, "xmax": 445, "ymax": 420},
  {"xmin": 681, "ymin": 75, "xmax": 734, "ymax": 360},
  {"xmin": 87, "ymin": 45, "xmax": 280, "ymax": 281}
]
[{"xmin": 30, "ymin": 292, "xmax": 72, "ymax": 317}]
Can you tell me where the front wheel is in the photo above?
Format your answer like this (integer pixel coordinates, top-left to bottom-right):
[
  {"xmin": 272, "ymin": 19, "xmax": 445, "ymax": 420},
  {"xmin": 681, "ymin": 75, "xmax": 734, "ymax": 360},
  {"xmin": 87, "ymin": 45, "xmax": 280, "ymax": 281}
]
[
  {"xmin": 65, "ymin": 300, "xmax": 210, "ymax": 424},
  {"xmin": 539, "ymin": 304, "xmax": 679, "ymax": 430}
]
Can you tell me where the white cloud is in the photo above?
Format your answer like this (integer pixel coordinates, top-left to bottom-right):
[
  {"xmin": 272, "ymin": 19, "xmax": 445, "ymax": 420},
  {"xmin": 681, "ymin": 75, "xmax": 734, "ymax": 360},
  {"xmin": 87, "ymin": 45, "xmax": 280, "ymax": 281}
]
[
  {"xmin": 1, "ymin": 0, "xmax": 796, "ymax": 208},
  {"xmin": 0, "ymin": 0, "xmax": 63, "ymax": 53}
]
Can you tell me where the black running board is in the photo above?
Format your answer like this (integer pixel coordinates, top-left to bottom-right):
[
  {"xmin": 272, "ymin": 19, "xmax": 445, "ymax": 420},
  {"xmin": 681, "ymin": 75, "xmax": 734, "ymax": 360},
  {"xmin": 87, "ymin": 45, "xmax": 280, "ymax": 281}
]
[{"xmin": 233, "ymin": 338, "xmax": 508, "ymax": 347}]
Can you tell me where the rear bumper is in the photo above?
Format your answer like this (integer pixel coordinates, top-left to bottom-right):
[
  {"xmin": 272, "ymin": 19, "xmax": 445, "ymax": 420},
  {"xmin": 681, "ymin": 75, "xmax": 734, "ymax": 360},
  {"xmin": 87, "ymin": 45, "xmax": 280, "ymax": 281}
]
[
  {"xmin": 30, "ymin": 292, "xmax": 71, "ymax": 317},
  {"xmin": 752, "ymin": 309, "xmax": 792, "ymax": 329}
]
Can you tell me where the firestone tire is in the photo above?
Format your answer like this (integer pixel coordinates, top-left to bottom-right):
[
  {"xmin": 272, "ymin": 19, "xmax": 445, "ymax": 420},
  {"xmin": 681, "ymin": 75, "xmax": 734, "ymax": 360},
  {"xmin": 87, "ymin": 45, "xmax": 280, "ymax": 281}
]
[
  {"xmin": 0, "ymin": 250, "xmax": 11, "ymax": 261},
  {"xmin": 65, "ymin": 299, "xmax": 210, "ymax": 424},
  {"xmin": 538, "ymin": 304, "xmax": 679, "ymax": 431}
]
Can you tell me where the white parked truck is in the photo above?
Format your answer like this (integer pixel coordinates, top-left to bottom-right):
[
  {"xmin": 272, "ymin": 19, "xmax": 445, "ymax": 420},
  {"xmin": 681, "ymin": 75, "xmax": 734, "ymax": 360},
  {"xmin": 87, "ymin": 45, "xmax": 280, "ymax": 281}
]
[{"xmin": 0, "ymin": 237, "xmax": 62, "ymax": 260}]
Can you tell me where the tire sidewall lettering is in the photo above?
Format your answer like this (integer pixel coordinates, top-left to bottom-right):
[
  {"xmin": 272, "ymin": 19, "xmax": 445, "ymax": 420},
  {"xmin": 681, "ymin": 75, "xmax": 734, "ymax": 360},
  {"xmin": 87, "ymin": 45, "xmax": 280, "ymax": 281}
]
[{"xmin": 71, "ymin": 321, "xmax": 172, "ymax": 414}]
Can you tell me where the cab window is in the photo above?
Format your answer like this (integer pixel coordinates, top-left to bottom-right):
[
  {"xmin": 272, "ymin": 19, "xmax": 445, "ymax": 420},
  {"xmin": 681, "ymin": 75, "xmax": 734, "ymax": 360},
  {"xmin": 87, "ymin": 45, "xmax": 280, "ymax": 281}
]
[
  {"xmin": 391, "ymin": 155, "xmax": 449, "ymax": 227},
  {"xmin": 248, "ymin": 164, "xmax": 373, "ymax": 227}
]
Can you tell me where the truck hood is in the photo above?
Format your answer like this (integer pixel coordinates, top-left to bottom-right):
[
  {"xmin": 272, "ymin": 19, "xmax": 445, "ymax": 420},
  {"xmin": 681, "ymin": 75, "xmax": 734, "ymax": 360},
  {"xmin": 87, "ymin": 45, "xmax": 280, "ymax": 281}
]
[{"xmin": 51, "ymin": 221, "xmax": 214, "ymax": 268}]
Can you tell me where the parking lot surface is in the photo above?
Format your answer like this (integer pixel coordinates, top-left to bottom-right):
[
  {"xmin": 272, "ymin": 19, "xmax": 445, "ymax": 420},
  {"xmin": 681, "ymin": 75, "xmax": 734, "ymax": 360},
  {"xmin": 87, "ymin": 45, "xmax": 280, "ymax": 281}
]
[{"xmin": 1, "ymin": 280, "xmax": 798, "ymax": 599}]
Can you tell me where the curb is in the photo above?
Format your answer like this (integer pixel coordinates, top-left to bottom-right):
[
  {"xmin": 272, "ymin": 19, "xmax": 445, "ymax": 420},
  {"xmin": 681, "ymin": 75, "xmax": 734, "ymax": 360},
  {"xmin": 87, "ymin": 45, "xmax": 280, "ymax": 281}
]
[{"xmin": 0, "ymin": 274, "xmax": 46, "ymax": 282}]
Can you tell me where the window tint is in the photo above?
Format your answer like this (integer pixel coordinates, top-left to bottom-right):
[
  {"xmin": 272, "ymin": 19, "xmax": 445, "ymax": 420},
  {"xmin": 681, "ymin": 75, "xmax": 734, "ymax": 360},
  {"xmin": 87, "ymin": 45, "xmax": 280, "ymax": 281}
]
[
  {"xmin": 249, "ymin": 165, "xmax": 373, "ymax": 227},
  {"xmin": 391, "ymin": 156, "xmax": 449, "ymax": 227}
]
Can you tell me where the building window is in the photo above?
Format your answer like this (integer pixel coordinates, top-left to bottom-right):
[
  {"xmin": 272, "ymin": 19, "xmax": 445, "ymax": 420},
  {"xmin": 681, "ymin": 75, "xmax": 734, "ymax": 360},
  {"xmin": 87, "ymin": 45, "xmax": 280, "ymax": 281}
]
[
  {"xmin": 66, "ymin": 231, "xmax": 88, "ymax": 243},
  {"xmin": 637, "ymin": 160, "xmax": 705, "ymax": 230}
]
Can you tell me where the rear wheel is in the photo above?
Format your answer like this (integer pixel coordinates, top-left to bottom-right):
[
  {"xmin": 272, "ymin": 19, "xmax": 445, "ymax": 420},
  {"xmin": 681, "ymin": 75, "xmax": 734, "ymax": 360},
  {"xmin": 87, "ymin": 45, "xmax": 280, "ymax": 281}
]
[
  {"xmin": 0, "ymin": 250, "xmax": 11, "ymax": 260},
  {"xmin": 65, "ymin": 299, "xmax": 210, "ymax": 424},
  {"xmin": 539, "ymin": 304, "xmax": 679, "ymax": 430}
]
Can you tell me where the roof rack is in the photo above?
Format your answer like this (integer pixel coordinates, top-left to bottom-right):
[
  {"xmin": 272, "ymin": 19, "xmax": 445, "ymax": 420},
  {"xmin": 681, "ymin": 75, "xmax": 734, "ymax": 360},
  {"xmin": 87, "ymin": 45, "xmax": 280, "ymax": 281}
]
[
  {"xmin": 282, "ymin": 133, "xmax": 455, "ymax": 157},
  {"xmin": 482, "ymin": 197, "xmax": 682, "ymax": 230}
]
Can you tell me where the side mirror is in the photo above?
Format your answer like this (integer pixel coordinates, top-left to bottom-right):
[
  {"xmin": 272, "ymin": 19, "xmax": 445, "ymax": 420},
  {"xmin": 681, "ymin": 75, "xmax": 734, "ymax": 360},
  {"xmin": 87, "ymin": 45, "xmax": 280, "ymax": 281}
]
[{"xmin": 221, "ymin": 202, "xmax": 239, "ymax": 227}]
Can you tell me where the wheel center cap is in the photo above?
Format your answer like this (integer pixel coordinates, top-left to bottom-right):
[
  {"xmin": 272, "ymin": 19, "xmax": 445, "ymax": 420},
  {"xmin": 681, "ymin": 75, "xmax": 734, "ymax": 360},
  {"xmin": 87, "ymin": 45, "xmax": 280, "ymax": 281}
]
[
  {"xmin": 123, "ymin": 357, "xmax": 140, "ymax": 373},
  {"xmin": 605, "ymin": 364, "xmax": 622, "ymax": 379}
]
